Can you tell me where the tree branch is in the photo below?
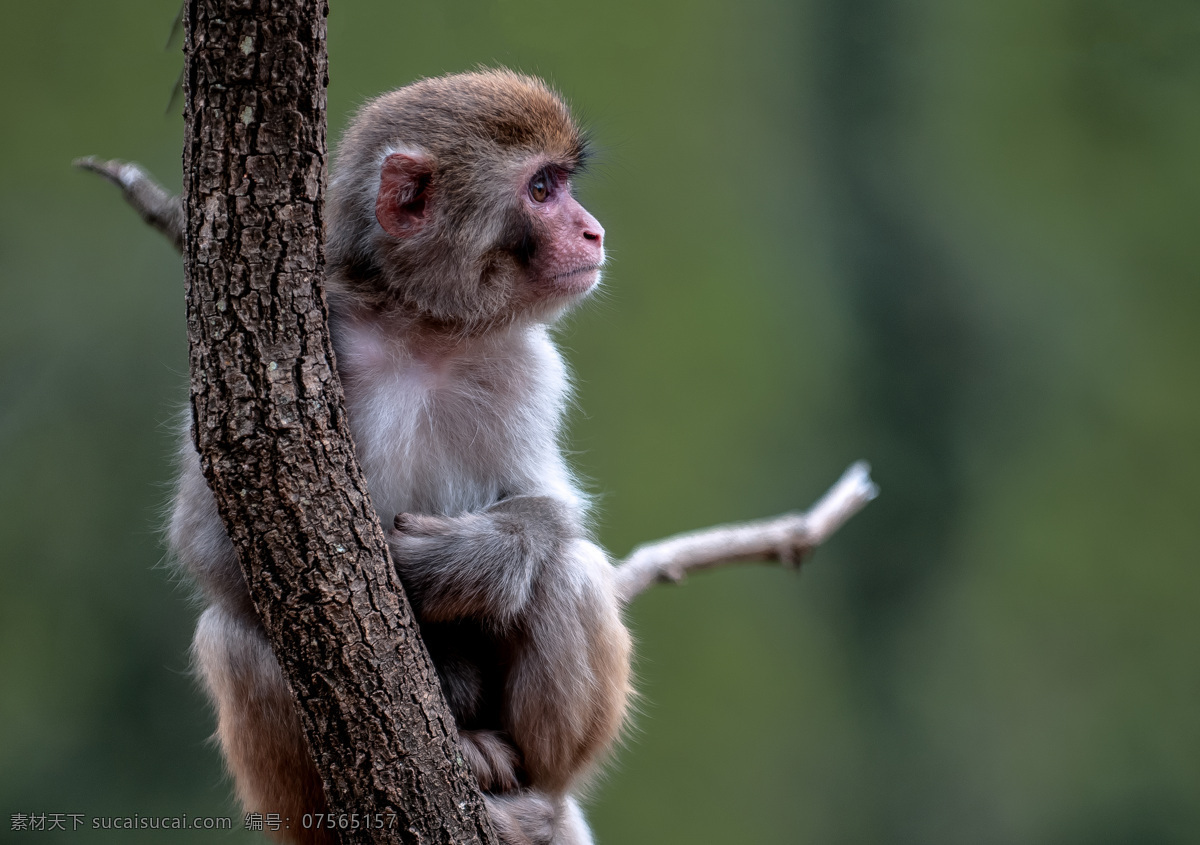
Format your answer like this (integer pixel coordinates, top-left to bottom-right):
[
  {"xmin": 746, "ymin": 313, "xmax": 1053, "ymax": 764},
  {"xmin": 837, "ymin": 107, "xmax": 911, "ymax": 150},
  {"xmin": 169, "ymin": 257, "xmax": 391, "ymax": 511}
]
[
  {"xmin": 615, "ymin": 461, "xmax": 879, "ymax": 604},
  {"xmin": 73, "ymin": 156, "xmax": 184, "ymax": 252}
]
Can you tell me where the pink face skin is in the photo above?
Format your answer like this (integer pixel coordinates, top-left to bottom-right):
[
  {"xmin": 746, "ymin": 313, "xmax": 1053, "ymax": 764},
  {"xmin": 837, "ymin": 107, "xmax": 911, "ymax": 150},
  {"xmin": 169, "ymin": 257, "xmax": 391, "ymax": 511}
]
[
  {"xmin": 520, "ymin": 164, "xmax": 605, "ymax": 300},
  {"xmin": 374, "ymin": 152, "xmax": 605, "ymax": 319}
]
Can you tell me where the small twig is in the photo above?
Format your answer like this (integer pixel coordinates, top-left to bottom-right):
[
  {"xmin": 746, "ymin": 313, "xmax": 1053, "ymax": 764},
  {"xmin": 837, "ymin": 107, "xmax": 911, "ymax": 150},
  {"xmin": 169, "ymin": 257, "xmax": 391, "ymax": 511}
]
[
  {"xmin": 74, "ymin": 157, "xmax": 184, "ymax": 253},
  {"xmin": 615, "ymin": 461, "xmax": 879, "ymax": 604}
]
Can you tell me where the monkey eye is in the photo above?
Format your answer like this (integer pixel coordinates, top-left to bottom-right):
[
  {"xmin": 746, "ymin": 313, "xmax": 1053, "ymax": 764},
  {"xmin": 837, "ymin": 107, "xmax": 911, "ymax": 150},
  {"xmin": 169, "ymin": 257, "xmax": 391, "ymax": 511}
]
[{"xmin": 528, "ymin": 170, "xmax": 554, "ymax": 203}]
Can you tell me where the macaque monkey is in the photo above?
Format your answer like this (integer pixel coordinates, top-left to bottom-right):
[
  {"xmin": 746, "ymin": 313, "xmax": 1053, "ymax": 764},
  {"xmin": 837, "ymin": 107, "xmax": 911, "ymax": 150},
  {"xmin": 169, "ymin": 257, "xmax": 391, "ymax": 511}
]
[{"xmin": 170, "ymin": 69, "xmax": 632, "ymax": 845}]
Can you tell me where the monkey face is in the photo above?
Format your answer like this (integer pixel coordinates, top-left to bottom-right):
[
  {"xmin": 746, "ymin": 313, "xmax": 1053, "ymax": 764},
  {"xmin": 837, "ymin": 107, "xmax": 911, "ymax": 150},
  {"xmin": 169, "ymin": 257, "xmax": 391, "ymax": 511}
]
[
  {"xmin": 518, "ymin": 163, "xmax": 605, "ymax": 301},
  {"xmin": 369, "ymin": 151, "xmax": 604, "ymax": 328},
  {"xmin": 470, "ymin": 159, "xmax": 605, "ymax": 324},
  {"xmin": 327, "ymin": 70, "xmax": 603, "ymax": 330}
]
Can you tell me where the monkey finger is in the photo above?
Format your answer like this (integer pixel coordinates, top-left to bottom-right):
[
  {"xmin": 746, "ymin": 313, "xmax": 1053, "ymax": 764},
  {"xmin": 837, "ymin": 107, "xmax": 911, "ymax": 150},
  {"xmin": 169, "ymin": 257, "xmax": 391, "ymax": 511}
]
[
  {"xmin": 459, "ymin": 729, "xmax": 525, "ymax": 793},
  {"xmin": 393, "ymin": 511, "xmax": 453, "ymax": 535}
]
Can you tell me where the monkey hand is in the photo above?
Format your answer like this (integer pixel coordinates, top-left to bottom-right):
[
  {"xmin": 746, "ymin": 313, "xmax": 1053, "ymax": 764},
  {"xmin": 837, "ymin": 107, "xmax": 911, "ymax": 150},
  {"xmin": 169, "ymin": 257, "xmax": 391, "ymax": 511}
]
[
  {"xmin": 484, "ymin": 791, "xmax": 557, "ymax": 845},
  {"xmin": 387, "ymin": 496, "xmax": 574, "ymax": 626},
  {"xmin": 459, "ymin": 729, "xmax": 525, "ymax": 793}
]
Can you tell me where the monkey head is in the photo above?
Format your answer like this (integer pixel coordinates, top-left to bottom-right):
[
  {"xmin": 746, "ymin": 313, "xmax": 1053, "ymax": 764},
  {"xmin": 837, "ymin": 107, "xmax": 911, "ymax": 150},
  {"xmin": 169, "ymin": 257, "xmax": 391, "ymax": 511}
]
[{"xmin": 327, "ymin": 69, "xmax": 605, "ymax": 329}]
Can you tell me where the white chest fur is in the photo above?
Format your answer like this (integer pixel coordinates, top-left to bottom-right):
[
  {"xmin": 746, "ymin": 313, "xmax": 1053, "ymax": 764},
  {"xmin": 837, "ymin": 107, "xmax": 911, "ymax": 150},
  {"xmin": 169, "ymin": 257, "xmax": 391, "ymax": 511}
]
[{"xmin": 334, "ymin": 316, "xmax": 579, "ymax": 523}]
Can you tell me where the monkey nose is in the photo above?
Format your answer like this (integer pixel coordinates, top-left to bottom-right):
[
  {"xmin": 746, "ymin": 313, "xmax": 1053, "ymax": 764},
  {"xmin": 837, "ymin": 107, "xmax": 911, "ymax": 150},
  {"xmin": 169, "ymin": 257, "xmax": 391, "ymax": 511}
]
[{"xmin": 576, "ymin": 206, "xmax": 604, "ymax": 250}]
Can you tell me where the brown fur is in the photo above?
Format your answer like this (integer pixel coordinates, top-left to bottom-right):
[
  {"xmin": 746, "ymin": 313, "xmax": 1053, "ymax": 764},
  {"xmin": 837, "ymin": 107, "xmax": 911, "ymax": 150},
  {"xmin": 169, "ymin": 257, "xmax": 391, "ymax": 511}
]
[
  {"xmin": 327, "ymin": 69, "xmax": 588, "ymax": 325},
  {"xmin": 174, "ymin": 69, "xmax": 630, "ymax": 845},
  {"xmin": 193, "ymin": 607, "xmax": 332, "ymax": 845}
]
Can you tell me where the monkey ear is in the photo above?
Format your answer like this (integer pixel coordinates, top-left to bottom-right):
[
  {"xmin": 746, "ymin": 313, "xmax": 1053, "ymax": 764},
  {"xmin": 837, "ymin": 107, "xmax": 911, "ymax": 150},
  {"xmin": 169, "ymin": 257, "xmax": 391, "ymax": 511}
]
[{"xmin": 375, "ymin": 153, "xmax": 434, "ymax": 239}]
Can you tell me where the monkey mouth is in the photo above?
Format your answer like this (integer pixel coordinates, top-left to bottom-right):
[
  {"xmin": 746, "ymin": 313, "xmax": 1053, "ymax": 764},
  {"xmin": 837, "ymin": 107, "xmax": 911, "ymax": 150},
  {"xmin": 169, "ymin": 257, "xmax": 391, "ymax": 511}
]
[{"xmin": 550, "ymin": 264, "xmax": 603, "ymax": 294}]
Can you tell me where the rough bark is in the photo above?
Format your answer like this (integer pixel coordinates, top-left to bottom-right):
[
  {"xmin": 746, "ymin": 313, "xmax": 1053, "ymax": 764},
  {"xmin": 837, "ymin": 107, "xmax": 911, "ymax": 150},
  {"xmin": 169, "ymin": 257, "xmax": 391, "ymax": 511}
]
[{"xmin": 181, "ymin": 1, "xmax": 496, "ymax": 842}]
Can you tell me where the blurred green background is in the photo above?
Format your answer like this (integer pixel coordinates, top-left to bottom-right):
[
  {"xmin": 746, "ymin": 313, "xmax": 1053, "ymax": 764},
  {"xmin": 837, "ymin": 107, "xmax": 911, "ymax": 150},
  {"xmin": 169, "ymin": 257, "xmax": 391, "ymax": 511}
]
[{"xmin": 2, "ymin": 0, "xmax": 1198, "ymax": 842}]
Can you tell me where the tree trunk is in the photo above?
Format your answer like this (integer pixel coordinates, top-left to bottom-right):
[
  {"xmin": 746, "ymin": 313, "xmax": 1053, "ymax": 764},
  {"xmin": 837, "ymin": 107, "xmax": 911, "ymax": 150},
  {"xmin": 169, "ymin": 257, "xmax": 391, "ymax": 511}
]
[{"xmin": 181, "ymin": 1, "xmax": 497, "ymax": 842}]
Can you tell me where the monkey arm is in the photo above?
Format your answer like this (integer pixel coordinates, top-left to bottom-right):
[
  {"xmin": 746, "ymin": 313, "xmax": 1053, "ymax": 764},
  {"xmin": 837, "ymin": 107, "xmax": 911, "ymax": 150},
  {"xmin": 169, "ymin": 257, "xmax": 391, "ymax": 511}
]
[
  {"xmin": 387, "ymin": 495, "xmax": 574, "ymax": 628},
  {"xmin": 390, "ymin": 498, "xmax": 632, "ymax": 793}
]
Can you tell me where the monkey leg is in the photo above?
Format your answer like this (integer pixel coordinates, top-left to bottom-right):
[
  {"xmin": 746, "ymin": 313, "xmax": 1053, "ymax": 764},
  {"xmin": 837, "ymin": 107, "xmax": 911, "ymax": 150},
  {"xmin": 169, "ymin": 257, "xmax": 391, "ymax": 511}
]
[
  {"xmin": 552, "ymin": 796, "xmax": 596, "ymax": 845},
  {"xmin": 485, "ymin": 793, "xmax": 594, "ymax": 845},
  {"xmin": 485, "ymin": 792, "xmax": 555, "ymax": 845},
  {"xmin": 196, "ymin": 605, "xmax": 565, "ymax": 845},
  {"xmin": 506, "ymin": 538, "xmax": 632, "ymax": 793},
  {"xmin": 193, "ymin": 605, "xmax": 332, "ymax": 845}
]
